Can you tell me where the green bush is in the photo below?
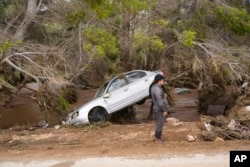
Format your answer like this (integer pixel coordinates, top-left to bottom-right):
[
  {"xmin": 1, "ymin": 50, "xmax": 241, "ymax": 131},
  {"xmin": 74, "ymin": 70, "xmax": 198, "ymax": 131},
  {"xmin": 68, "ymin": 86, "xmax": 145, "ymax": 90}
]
[{"xmin": 215, "ymin": 7, "xmax": 250, "ymax": 35}]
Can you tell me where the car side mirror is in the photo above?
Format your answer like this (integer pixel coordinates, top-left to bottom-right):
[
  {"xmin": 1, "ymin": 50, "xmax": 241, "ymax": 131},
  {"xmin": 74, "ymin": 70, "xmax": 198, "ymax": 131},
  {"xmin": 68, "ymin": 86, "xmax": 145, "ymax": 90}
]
[{"xmin": 103, "ymin": 93, "xmax": 110, "ymax": 98}]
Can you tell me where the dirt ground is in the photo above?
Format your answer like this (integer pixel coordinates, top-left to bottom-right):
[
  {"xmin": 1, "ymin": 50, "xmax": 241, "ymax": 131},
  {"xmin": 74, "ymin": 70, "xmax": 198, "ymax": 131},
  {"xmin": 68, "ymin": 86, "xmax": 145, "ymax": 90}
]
[{"xmin": 0, "ymin": 88, "xmax": 250, "ymax": 165}]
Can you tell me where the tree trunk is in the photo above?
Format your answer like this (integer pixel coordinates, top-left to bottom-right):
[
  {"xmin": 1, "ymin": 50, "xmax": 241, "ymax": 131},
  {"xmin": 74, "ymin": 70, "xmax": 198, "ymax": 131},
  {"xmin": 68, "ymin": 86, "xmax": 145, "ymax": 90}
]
[
  {"xmin": 119, "ymin": 12, "xmax": 131, "ymax": 70},
  {"xmin": 13, "ymin": 0, "xmax": 39, "ymax": 41}
]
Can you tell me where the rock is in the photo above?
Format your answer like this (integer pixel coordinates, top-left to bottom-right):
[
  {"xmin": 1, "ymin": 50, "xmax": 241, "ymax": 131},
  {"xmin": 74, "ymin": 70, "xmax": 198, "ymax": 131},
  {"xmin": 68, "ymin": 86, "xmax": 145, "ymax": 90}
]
[
  {"xmin": 25, "ymin": 82, "xmax": 40, "ymax": 91},
  {"xmin": 17, "ymin": 87, "xmax": 33, "ymax": 95},
  {"xmin": 214, "ymin": 137, "xmax": 224, "ymax": 142},
  {"xmin": 54, "ymin": 125, "xmax": 60, "ymax": 129},
  {"xmin": 186, "ymin": 135, "xmax": 196, "ymax": 142},
  {"xmin": 37, "ymin": 120, "xmax": 48, "ymax": 128}
]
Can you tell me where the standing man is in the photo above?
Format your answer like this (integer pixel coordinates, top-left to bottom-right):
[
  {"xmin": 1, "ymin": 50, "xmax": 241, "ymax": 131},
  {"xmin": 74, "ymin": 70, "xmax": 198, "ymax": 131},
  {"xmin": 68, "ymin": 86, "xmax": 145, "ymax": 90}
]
[{"xmin": 150, "ymin": 74, "xmax": 168, "ymax": 142}]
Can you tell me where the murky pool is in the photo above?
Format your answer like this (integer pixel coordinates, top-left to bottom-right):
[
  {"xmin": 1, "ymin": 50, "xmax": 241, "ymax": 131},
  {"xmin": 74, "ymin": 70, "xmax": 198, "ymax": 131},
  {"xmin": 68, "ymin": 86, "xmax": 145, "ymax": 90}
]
[{"xmin": 0, "ymin": 103, "xmax": 43, "ymax": 129}]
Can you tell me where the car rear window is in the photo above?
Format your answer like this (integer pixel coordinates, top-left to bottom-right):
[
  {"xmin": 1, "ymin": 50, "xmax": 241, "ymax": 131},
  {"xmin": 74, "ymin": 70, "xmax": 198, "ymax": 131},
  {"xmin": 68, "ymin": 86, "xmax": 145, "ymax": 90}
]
[{"xmin": 126, "ymin": 71, "xmax": 146, "ymax": 83}]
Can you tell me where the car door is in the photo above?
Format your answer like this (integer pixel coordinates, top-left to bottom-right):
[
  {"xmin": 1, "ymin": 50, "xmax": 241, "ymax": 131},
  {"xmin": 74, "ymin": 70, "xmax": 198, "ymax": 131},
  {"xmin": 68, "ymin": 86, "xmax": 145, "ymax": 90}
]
[
  {"xmin": 103, "ymin": 76, "xmax": 131, "ymax": 113},
  {"xmin": 125, "ymin": 71, "xmax": 150, "ymax": 103}
]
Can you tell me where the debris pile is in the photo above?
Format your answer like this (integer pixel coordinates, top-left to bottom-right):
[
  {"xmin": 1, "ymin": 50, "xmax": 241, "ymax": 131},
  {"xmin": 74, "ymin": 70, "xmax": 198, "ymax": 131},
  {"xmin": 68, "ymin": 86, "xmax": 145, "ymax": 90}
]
[
  {"xmin": 166, "ymin": 117, "xmax": 183, "ymax": 126},
  {"xmin": 200, "ymin": 87, "xmax": 250, "ymax": 141},
  {"xmin": 201, "ymin": 107, "xmax": 250, "ymax": 141}
]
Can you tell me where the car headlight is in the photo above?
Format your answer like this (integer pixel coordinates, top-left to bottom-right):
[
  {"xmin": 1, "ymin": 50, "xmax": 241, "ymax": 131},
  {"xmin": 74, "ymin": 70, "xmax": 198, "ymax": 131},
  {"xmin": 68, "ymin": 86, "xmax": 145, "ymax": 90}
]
[{"xmin": 71, "ymin": 111, "xmax": 79, "ymax": 119}]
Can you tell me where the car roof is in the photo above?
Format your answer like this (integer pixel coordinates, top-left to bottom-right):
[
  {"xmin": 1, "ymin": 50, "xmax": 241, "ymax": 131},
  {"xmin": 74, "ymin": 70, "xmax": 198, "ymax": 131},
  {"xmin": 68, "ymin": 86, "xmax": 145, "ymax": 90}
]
[{"xmin": 104, "ymin": 70, "xmax": 152, "ymax": 83}]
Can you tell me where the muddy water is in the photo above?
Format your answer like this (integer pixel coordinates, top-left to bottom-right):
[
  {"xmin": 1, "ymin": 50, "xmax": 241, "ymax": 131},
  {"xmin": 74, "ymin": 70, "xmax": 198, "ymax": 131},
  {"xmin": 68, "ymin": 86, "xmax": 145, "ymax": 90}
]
[
  {"xmin": 0, "ymin": 104, "xmax": 43, "ymax": 129},
  {"xmin": 0, "ymin": 87, "xmax": 44, "ymax": 129},
  {"xmin": 0, "ymin": 88, "xmax": 97, "ymax": 129},
  {"xmin": 0, "ymin": 87, "xmax": 200, "ymax": 129}
]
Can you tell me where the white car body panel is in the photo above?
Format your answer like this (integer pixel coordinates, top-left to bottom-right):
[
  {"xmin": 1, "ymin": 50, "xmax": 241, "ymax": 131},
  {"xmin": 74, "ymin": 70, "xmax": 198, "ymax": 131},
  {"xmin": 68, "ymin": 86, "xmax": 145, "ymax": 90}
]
[
  {"xmin": 127, "ymin": 76, "xmax": 151, "ymax": 102},
  {"xmin": 104, "ymin": 85, "xmax": 131, "ymax": 113},
  {"xmin": 65, "ymin": 70, "xmax": 163, "ymax": 125}
]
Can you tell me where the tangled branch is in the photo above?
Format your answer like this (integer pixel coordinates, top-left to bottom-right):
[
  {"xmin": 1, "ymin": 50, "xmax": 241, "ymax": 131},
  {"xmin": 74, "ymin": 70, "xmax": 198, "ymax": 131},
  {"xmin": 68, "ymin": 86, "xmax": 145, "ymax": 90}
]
[
  {"xmin": 0, "ymin": 43, "xmax": 74, "ymax": 87},
  {"xmin": 193, "ymin": 40, "xmax": 249, "ymax": 82}
]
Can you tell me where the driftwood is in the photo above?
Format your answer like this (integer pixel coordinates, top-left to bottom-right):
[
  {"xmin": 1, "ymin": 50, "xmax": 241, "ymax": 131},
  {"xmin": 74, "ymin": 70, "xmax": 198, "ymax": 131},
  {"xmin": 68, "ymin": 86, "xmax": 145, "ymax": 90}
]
[{"xmin": 201, "ymin": 116, "xmax": 250, "ymax": 141}]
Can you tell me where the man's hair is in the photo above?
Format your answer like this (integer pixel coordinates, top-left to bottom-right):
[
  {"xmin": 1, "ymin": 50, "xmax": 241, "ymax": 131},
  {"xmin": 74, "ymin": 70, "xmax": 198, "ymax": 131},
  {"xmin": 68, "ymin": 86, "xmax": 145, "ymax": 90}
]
[{"xmin": 154, "ymin": 74, "xmax": 164, "ymax": 83}]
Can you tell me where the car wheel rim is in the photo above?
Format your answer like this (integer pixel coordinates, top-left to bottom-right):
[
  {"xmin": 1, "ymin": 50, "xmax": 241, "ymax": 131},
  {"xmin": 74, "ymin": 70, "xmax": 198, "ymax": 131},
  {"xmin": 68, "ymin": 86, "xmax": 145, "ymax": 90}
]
[{"xmin": 91, "ymin": 108, "xmax": 107, "ymax": 123}]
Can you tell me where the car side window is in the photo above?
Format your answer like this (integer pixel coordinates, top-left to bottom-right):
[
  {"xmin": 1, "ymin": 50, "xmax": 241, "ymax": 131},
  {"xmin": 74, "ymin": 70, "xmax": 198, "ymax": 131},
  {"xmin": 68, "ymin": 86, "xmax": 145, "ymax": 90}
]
[
  {"xmin": 107, "ymin": 78, "xmax": 127, "ymax": 92},
  {"xmin": 126, "ymin": 71, "xmax": 146, "ymax": 83}
]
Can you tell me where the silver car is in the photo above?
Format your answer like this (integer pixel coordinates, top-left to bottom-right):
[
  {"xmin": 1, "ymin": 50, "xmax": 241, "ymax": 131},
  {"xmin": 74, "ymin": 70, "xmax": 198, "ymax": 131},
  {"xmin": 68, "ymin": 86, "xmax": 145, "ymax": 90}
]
[{"xmin": 65, "ymin": 70, "xmax": 163, "ymax": 125}]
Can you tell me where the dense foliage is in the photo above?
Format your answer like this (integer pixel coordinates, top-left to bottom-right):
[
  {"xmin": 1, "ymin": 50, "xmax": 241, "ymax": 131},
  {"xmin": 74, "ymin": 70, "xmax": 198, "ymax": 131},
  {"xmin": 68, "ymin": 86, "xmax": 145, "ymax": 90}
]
[{"xmin": 216, "ymin": 7, "xmax": 250, "ymax": 35}]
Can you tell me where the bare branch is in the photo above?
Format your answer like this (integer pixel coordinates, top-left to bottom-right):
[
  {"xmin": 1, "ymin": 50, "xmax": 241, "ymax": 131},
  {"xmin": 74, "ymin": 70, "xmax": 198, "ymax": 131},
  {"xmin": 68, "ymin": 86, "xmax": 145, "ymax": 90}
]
[
  {"xmin": 214, "ymin": 0, "xmax": 231, "ymax": 7},
  {"xmin": 3, "ymin": 11, "xmax": 23, "ymax": 35},
  {"xmin": 193, "ymin": 41, "xmax": 215, "ymax": 58},
  {"xmin": 13, "ymin": 53, "xmax": 45, "ymax": 69},
  {"xmin": 2, "ymin": 56, "xmax": 40, "ymax": 83},
  {"xmin": 192, "ymin": 40, "xmax": 249, "ymax": 81}
]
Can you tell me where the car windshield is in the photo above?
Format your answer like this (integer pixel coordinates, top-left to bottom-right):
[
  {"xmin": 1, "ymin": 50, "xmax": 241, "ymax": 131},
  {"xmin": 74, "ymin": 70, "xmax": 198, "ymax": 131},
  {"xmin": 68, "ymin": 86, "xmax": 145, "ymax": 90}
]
[{"xmin": 94, "ymin": 81, "xmax": 109, "ymax": 98}]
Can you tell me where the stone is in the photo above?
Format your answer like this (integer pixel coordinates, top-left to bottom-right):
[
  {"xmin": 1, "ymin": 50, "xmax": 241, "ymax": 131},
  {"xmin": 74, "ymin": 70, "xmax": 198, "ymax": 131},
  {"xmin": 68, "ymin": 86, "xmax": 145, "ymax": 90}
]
[
  {"xmin": 25, "ymin": 82, "xmax": 40, "ymax": 91},
  {"xmin": 54, "ymin": 125, "xmax": 60, "ymax": 129},
  {"xmin": 214, "ymin": 137, "xmax": 224, "ymax": 142},
  {"xmin": 186, "ymin": 135, "xmax": 196, "ymax": 142}
]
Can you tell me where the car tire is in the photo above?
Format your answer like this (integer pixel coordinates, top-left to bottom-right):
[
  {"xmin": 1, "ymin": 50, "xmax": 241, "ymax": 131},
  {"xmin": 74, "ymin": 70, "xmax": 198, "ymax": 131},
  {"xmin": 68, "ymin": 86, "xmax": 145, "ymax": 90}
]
[
  {"xmin": 136, "ymin": 98, "xmax": 146, "ymax": 105},
  {"xmin": 89, "ymin": 107, "xmax": 108, "ymax": 123}
]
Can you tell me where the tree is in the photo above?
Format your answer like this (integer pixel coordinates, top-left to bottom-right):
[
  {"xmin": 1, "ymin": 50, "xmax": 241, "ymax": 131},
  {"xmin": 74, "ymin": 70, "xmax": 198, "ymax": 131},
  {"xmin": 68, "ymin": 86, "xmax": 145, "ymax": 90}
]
[{"xmin": 107, "ymin": 0, "xmax": 159, "ymax": 70}]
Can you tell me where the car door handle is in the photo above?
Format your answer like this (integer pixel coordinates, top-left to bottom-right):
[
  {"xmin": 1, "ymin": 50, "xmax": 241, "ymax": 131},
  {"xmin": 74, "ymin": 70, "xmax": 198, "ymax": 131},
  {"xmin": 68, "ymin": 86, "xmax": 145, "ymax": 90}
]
[
  {"xmin": 124, "ymin": 88, "xmax": 128, "ymax": 91},
  {"xmin": 145, "ymin": 79, "xmax": 148, "ymax": 82}
]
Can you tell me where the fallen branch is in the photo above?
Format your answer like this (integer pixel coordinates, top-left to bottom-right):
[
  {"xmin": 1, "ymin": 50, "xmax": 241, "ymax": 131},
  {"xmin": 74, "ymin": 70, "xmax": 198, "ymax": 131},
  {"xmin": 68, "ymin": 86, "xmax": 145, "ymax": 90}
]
[{"xmin": 2, "ymin": 56, "xmax": 40, "ymax": 83}]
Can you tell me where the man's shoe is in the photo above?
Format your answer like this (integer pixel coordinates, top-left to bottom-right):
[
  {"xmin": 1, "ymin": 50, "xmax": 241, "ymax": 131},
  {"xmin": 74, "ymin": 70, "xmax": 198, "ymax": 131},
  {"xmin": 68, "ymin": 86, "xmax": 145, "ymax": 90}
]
[{"xmin": 154, "ymin": 138, "xmax": 164, "ymax": 143}]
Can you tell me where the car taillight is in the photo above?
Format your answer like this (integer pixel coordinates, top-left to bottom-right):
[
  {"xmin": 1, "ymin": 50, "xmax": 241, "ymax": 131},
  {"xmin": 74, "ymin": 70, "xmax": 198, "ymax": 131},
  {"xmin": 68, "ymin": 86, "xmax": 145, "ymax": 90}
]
[{"xmin": 160, "ymin": 70, "xmax": 165, "ymax": 77}]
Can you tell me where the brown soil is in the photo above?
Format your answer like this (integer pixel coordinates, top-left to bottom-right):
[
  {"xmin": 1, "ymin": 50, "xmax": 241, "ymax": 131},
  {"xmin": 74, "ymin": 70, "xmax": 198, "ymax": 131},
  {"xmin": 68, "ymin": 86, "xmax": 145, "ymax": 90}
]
[{"xmin": 0, "ymin": 89, "xmax": 249, "ymax": 161}]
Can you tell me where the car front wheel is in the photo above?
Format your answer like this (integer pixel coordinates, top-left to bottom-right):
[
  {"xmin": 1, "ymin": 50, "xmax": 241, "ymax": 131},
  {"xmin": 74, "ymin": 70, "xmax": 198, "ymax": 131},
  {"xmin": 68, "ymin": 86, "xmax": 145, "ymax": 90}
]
[{"xmin": 89, "ymin": 107, "xmax": 108, "ymax": 123}]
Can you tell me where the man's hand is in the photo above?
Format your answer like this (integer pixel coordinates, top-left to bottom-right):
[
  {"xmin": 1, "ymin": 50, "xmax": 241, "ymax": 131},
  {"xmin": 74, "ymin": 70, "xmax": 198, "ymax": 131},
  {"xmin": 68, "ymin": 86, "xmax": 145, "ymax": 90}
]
[{"xmin": 163, "ymin": 111, "xmax": 168, "ymax": 117}]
